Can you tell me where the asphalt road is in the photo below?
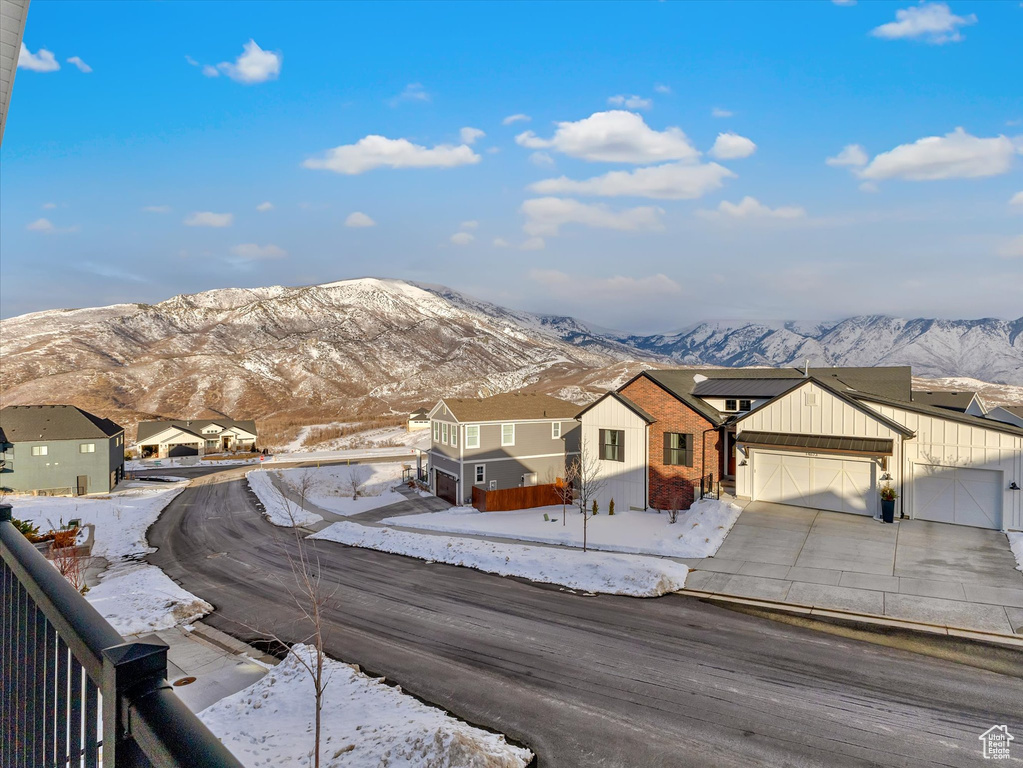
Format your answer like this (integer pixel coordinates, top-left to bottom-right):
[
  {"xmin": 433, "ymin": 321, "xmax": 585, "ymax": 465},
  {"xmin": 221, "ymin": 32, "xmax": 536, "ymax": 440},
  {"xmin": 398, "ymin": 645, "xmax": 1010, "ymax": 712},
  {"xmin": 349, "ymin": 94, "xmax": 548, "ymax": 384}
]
[{"xmin": 147, "ymin": 470, "xmax": 1022, "ymax": 767}]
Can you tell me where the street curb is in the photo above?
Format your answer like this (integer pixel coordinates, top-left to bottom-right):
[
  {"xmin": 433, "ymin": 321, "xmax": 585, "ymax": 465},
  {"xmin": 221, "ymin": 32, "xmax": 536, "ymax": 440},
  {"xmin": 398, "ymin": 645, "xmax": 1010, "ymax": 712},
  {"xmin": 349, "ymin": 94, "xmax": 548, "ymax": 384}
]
[
  {"xmin": 681, "ymin": 589, "xmax": 1023, "ymax": 678},
  {"xmin": 189, "ymin": 621, "xmax": 279, "ymax": 666}
]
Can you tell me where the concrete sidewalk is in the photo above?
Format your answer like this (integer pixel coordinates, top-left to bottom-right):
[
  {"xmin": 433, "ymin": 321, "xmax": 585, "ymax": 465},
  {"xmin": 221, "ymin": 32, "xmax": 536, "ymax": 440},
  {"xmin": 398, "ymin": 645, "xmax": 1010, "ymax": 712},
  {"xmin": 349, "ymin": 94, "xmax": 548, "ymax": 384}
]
[{"xmin": 683, "ymin": 501, "xmax": 1023, "ymax": 635}]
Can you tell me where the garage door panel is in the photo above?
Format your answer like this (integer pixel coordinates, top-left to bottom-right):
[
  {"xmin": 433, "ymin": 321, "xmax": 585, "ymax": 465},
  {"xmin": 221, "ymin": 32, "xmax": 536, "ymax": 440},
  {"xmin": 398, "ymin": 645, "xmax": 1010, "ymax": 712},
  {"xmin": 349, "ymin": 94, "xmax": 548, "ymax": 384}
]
[
  {"xmin": 753, "ymin": 452, "xmax": 875, "ymax": 516},
  {"xmin": 913, "ymin": 465, "xmax": 1001, "ymax": 530}
]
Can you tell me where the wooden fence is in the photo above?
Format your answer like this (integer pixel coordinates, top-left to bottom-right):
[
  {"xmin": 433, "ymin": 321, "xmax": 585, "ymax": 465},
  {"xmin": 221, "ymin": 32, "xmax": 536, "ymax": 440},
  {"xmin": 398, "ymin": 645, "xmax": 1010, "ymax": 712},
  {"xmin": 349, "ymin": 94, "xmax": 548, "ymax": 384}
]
[{"xmin": 471, "ymin": 482, "xmax": 572, "ymax": 513}]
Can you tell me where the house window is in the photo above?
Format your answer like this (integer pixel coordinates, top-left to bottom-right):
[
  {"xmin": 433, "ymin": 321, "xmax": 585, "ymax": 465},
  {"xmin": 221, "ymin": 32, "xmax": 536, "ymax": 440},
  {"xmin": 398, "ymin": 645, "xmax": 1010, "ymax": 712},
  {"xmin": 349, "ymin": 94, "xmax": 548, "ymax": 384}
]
[
  {"xmin": 465, "ymin": 425, "xmax": 480, "ymax": 449},
  {"xmin": 450, "ymin": 426, "xmax": 457, "ymax": 448},
  {"xmin": 79, "ymin": 443, "xmax": 96, "ymax": 453},
  {"xmin": 552, "ymin": 422, "xmax": 561, "ymax": 439},
  {"xmin": 739, "ymin": 399, "xmax": 752, "ymax": 412},
  {"xmin": 663, "ymin": 433, "xmax": 694, "ymax": 467},
  {"xmin": 598, "ymin": 429, "xmax": 624, "ymax": 462},
  {"xmin": 501, "ymin": 424, "xmax": 515, "ymax": 446},
  {"xmin": 475, "ymin": 465, "xmax": 485, "ymax": 483},
  {"xmin": 433, "ymin": 421, "xmax": 440, "ymax": 441},
  {"xmin": 32, "ymin": 446, "xmax": 48, "ymax": 456},
  {"xmin": 442, "ymin": 423, "xmax": 449, "ymax": 444},
  {"xmin": 725, "ymin": 399, "xmax": 738, "ymax": 412}
]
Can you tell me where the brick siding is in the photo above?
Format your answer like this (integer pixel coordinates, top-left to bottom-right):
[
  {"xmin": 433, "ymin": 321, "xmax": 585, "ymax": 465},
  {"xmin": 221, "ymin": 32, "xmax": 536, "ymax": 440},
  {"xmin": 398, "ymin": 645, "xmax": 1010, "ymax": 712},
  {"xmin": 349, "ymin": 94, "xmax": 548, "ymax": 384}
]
[{"xmin": 620, "ymin": 375, "xmax": 722, "ymax": 511}]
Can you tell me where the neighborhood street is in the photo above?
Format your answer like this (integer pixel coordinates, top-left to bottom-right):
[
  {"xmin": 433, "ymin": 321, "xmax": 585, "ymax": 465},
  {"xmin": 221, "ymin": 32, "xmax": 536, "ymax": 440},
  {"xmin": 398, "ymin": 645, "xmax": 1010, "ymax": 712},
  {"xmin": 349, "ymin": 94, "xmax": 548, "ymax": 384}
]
[{"xmin": 147, "ymin": 468, "xmax": 1022, "ymax": 767}]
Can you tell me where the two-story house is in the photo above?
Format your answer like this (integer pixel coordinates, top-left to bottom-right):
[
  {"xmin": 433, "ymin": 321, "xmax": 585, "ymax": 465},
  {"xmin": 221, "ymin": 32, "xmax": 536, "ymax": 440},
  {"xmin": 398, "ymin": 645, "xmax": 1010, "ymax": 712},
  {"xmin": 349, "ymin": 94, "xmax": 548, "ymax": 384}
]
[
  {"xmin": 427, "ymin": 393, "xmax": 580, "ymax": 505},
  {"xmin": 0, "ymin": 405, "xmax": 126, "ymax": 495}
]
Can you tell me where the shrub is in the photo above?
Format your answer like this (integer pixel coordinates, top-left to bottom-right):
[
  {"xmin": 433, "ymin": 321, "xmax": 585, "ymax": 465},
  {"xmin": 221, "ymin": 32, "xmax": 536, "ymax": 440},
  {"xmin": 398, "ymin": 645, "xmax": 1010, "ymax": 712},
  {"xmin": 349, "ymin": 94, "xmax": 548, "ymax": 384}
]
[
  {"xmin": 591, "ymin": 499, "xmax": 598, "ymax": 516},
  {"xmin": 12, "ymin": 517, "xmax": 40, "ymax": 540},
  {"xmin": 608, "ymin": 498, "xmax": 615, "ymax": 516}
]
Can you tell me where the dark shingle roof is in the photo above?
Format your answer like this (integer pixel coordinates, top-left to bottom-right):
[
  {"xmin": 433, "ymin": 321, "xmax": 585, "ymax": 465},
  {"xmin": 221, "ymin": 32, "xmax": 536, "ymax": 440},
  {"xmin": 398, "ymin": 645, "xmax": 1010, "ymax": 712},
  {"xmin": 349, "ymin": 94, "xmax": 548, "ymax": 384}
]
[
  {"xmin": 911, "ymin": 390, "xmax": 977, "ymax": 412},
  {"xmin": 136, "ymin": 418, "xmax": 257, "ymax": 443},
  {"xmin": 441, "ymin": 393, "xmax": 580, "ymax": 423},
  {"xmin": 409, "ymin": 408, "xmax": 430, "ymax": 420},
  {"xmin": 853, "ymin": 393, "xmax": 1023, "ymax": 439},
  {"xmin": 0, "ymin": 405, "xmax": 124, "ymax": 442},
  {"xmin": 737, "ymin": 430, "xmax": 894, "ymax": 456}
]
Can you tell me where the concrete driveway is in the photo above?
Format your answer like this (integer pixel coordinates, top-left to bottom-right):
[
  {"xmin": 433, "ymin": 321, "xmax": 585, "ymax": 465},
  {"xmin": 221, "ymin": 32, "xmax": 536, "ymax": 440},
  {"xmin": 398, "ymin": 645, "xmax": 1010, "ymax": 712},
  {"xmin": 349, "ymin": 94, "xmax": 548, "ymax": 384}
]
[{"xmin": 684, "ymin": 501, "xmax": 1023, "ymax": 635}]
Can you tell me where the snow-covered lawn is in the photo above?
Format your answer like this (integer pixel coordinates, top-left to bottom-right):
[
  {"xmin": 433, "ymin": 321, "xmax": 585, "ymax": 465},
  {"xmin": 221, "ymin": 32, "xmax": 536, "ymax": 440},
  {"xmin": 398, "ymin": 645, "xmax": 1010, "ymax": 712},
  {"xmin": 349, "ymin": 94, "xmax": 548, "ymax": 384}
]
[
  {"xmin": 311, "ymin": 522, "xmax": 689, "ymax": 597},
  {"xmin": 200, "ymin": 645, "xmax": 531, "ymax": 768},
  {"xmin": 247, "ymin": 469, "xmax": 323, "ymax": 527},
  {"xmin": 7, "ymin": 481, "xmax": 212, "ymax": 635},
  {"xmin": 1009, "ymin": 532, "xmax": 1023, "ymax": 574},
  {"xmin": 277, "ymin": 463, "xmax": 408, "ymax": 517},
  {"xmin": 382, "ymin": 499, "xmax": 744, "ymax": 559}
]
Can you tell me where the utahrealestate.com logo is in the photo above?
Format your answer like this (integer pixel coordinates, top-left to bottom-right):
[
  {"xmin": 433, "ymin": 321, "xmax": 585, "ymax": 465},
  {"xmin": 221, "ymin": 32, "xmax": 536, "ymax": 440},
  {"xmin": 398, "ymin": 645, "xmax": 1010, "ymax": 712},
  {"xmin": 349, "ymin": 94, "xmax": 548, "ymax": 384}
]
[{"xmin": 979, "ymin": 725, "xmax": 1014, "ymax": 760}]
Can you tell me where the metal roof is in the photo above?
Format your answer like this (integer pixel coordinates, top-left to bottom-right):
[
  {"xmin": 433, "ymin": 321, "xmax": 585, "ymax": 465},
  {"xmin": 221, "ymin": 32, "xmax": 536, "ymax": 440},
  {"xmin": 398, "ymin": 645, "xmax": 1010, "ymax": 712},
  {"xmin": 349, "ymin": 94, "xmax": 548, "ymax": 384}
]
[
  {"xmin": 0, "ymin": 405, "xmax": 124, "ymax": 442},
  {"xmin": 691, "ymin": 378, "xmax": 799, "ymax": 398},
  {"xmin": 737, "ymin": 430, "xmax": 894, "ymax": 456}
]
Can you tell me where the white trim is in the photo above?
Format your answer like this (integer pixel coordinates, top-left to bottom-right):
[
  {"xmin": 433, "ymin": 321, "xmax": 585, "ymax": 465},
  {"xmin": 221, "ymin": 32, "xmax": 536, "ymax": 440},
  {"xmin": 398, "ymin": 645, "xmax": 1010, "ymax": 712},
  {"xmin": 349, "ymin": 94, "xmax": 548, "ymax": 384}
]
[
  {"xmin": 465, "ymin": 425, "xmax": 480, "ymax": 449},
  {"xmin": 552, "ymin": 422, "xmax": 561, "ymax": 439},
  {"xmin": 471, "ymin": 451, "xmax": 576, "ymax": 464},
  {"xmin": 458, "ymin": 417, "xmax": 571, "ymax": 426},
  {"xmin": 474, "ymin": 464, "xmax": 486, "ymax": 484},
  {"xmin": 501, "ymin": 423, "xmax": 515, "ymax": 447}
]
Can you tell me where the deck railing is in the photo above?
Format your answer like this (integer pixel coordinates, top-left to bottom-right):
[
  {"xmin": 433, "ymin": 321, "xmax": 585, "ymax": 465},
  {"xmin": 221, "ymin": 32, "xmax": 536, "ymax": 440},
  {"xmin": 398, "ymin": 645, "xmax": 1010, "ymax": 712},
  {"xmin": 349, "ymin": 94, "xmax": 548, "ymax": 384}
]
[{"xmin": 0, "ymin": 503, "xmax": 245, "ymax": 768}]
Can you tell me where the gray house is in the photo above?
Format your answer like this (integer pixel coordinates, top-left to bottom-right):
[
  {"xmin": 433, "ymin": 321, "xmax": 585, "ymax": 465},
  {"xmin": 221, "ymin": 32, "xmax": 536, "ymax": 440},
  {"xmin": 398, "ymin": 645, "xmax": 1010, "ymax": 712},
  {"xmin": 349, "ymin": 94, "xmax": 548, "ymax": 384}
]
[
  {"xmin": 0, "ymin": 405, "xmax": 125, "ymax": 495},
  {"xmin": 428, "ymin": 393, "xmax": 580, "ymax": 505}
]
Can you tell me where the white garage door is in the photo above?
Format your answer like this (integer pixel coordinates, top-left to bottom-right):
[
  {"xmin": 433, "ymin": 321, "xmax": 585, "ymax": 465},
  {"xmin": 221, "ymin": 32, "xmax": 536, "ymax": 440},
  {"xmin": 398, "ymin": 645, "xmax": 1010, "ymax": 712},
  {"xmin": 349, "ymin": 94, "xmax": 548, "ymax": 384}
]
[
  {"xmin": 912, "ymin": 465, "xmax": 1002, "ymax": 530},
  {"xmin": 753, "ymin": 451, "xmax": 877, "ymax": 516}
]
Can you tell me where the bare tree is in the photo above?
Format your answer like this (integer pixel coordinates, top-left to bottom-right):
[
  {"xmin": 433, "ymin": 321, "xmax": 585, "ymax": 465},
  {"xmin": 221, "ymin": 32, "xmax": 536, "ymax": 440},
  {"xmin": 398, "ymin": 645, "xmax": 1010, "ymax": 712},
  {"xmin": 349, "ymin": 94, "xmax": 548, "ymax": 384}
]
[
  {"xmin": 666, "ymin": 487, "xmax": 684, "ymax": 524},
  {"xmin": 571, "ymin": 440, "xmax": 606, "ymax": 552},
  {"xmin": 544, "ymin": 464, "xmax": 576, "ymax": 526},
  {"xmin": 345, "ymin": 464, "xmax": 373, "ymax": 501}
]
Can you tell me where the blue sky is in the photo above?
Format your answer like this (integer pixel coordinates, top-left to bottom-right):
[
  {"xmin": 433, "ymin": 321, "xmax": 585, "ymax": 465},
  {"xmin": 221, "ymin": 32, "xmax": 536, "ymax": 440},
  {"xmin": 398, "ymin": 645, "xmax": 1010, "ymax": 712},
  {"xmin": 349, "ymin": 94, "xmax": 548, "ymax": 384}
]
[{"xmin": 2, "ymin": 0, "xmax": 1020, "ymax": 332}]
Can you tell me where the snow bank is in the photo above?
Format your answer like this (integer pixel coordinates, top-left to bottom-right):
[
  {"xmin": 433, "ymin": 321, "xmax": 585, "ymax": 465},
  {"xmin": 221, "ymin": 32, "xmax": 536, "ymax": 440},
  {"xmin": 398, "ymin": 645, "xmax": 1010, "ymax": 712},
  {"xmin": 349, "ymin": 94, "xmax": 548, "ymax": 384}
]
[
  {"xmin": 87, "ymin": 564, "xmax": 213, "ymax": 635},
  {"xmin": 382, "ymin": 498, "xmax": 744, "ymax": 559},
  {"xmin": 277, "ymin": 463, "xmax": 407, "ymax": 517},
  {"xmin": 311, "ymin": 523, "xmax": 689, "ymax": 597},
  {"xmin": 247, "ymin": 470, "xmax": 323, "ymax": 527},
  {"xmin": 200, "ymin": 644, "xmax": 532, "ymax": 768},
  {"xmin": 1009, "ymin": 532, "xmax": 1023, "ymax": 574}
]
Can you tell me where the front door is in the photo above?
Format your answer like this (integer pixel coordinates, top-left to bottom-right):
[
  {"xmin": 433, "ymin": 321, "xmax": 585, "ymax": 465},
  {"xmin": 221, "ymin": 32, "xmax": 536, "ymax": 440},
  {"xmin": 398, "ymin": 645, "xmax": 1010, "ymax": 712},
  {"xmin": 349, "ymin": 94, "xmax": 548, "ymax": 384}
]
[{"xmin": 76, "ymin": 475, "xmax": 88, "ymax": 496}]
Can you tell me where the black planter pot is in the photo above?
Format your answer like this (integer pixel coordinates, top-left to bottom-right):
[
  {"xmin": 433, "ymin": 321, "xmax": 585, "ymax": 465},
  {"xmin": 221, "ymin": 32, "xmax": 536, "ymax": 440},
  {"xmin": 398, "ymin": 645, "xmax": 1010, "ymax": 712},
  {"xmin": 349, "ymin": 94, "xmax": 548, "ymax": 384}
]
[{"xmin": 880, "ymin": 499, "xmax": 896, "ymax": 524}]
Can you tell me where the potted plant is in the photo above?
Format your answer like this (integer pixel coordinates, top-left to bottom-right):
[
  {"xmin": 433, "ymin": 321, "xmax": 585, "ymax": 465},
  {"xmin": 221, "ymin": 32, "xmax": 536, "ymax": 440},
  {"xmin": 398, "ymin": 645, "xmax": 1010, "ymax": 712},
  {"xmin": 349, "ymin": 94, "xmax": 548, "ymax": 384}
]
[{"xmin": 879, "ymin": 484, "xmax": 897, "ymax": 524}]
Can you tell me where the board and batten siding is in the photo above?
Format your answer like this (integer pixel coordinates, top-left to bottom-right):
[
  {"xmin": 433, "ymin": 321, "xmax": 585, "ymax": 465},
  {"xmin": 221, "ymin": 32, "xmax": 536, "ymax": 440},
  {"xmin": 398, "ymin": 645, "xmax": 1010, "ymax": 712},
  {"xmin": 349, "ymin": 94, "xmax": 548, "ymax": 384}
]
[
  {"xmin": 734, "ymin": 382, "xmax": 902, "ymax": 510},
  {"xmin": 578, "ymin": 397, "xmax": 648, "ymax": 511},
  {"xmin": 862, "ymin": 401, "xmax": 1023, "ymax": 532}
]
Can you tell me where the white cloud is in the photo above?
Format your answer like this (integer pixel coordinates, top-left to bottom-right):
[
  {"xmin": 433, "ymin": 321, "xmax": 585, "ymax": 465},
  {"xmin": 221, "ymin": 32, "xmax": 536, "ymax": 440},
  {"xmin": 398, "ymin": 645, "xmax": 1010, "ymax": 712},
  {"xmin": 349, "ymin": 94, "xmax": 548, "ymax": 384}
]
[
  {"xmin": 709, "ymin": 132, "xmax": 756, "ymax": 160},
  {"xmin": 27, "ymin": 218, "xmax": 55, "ymax": 232},
  {"xmin": 607, "ymin": 94, "xmax": 652, "ymax": 110},
  {"xmin": 859, "ymin": 181, "xmax": 880, "ymax": 193},
  {"xmin": 389, "ymin": 82, "xmax": 430, "ymax": 105},
  {"xmin": 460, "ymin": 220, "xmax": 479, "ymax": 229},
  {"xmin": 826, "ymin": 144, "xmax": 869, "ymax": 167},
  {"xmin": 516, "ymin": 110, "xmax": 700, "ymax": 164},
  {"xmin": 529, "ymin": 269, "xmax": 683, "ymax": 300},
  {"xmin": 67, "ymin": 56, "xmax": 92, "ymax": 73},
  {"xmin": 184, "ymin": 211, "xmax": 233, "ymax": 227},
  {"xmin": 450, "ymin": 232, "xmax": 475, "ymax": 245},
  {"xmin": 202, "ymin": 64, "xmax": 219, "ymax": 78},
  {"xmin": 230, "ymin": 243, "xmax": 287, "ymax": 260},
  {"xmin": 42, "ymin": 202, "xmax": 57, "ymax": 210},
  {"xmin": 143, "ymin": 205, "xmax": 172, "ymax": 213},
  {"xmin": 256, "ymin": 201, "xmax": 274, "ymax": 212},
  {"xmin": 871, "ymin": 2, "xmax": 977, "ymax": 44},
  {"xmin": 711, "ymin": 107, "xmax": 734, "ymax": 118},
  {"xmin": 698, "ymin": 196, "xmax": 807, "ymax": 220},
  {"xmin": 529, "ymin": 162, "xmax": 734, "ymax": 200},
  {"xmin": 521, "ymin": 197, "xmax": 664, "ymax": 237},
  {"xmin": 1010, "ymin": 191, "xmax": 1023, "ymax": 208},
  {"xmin": 493, "ymin": 238, "xmax": 511, "ymax": 248},
  {"xmin": 996, "ymin": 235, "xmax": 1023, "ymax": 259},
  {"xmin": 18, "ymin": 44, "xmax": 60, "ymax": 72},
  {"xmin": 185, "ymin": 55, "xmax": 200, "ymax": 67},
  {"xmin": 303, "ymin": 135, "xmax": 481, "ymax": 175},
  {"xmin": 502, "ymin": 114, "xmax": 531, "ymax": 125},
  {"xmin": 215, "ymin": 40, "xmax": 282, "ymax": 83},
  {"xmin": 520, "ymin": 237, "xmax": 546, "ymax": 251},
  {"xmin": 460, "ymin": 127, "xmax": 485, "ymax": 145},
  {"xmin": 859, "ymin": 128, "xmax": 1015, "ymax": 181},
  {"xmin": 344, "ymin": 212, "xmax": 376, "ymax": 228},
  {"xmin": 528, "ymin": 151, "xmax": 554, "ymax": 167},
  {"xmin": 654, "ymin": 84, "xmax": 672, "ymax": 94},
  {"xmin": 832, "ymin": 0, "xmax": 857, "ymax": 5}
]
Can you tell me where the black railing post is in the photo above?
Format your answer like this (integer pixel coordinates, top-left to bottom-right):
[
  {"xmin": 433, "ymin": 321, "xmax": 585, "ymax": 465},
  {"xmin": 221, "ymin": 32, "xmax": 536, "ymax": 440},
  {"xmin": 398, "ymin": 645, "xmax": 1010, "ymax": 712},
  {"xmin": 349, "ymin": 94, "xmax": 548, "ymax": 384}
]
[{"xmin": 103, "ymin": 639, "xmax": 171, "ymax": 768}]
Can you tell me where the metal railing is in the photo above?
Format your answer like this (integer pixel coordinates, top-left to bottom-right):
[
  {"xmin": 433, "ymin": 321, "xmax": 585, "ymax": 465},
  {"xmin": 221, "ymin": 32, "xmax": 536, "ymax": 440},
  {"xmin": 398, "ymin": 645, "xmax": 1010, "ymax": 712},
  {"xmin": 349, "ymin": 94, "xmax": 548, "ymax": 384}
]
[{"xmin": 0, "ymin": 503, "xmax": 245, "ymax": 768}]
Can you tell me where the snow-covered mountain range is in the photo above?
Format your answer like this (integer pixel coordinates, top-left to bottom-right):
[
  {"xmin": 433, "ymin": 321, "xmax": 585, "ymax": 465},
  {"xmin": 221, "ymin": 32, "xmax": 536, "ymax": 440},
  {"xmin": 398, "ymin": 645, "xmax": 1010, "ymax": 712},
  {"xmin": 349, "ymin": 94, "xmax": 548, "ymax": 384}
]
[{"xmin": 1, "ymin": 278, "xmax": 1020, "ymax": 428}]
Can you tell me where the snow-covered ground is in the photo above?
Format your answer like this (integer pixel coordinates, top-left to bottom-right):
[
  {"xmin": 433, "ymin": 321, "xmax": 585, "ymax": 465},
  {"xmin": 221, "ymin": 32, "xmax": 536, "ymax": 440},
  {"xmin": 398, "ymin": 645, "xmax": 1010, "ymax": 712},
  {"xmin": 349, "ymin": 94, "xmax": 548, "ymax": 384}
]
[
  {"xmin": 280, "ymin": 423, "xmax": 431, "ymax": 454},
  {"xmin": 7, "ymin": 481, "xmax": 211, "ymax": 635},
  {"xmin": 127, "ymin": 456, "xmax": 263, "ymax": 470},
  {"xmin": 277, "ymin": 463, "xmax": 408, "ymax": 517},
  {"xmin": 247, "ymin": 469, "xmax": 323, "ymax": 527},
  {"xmin": 382, "ymin": 499, "xmax": 744, "ymax": 559},
  {"xmin": 311, "ymin": 522, "xmax": 689, "ymax": 597},
  {"xmin": 1009, "ymin": 532, "xmax": 1023, "ymax": 574},
  {"xmin": 200, "ymin": 644, "xmax": 531, "ymax": 768}
]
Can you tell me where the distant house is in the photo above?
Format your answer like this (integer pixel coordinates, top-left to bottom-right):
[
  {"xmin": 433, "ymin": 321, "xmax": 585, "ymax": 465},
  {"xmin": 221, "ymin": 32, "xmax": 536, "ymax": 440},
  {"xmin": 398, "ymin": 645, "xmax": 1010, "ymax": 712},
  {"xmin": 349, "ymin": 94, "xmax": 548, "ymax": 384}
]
[
  {"xmin": 986, "ymin": 405, "xmax": 1023, "ymax": 429},
  {"xmin": 135, "ymin": 418, "xmax": 257, "ymax": 458},
  {"xmin": 0, "ymin": 405, "xmax": 125, "ymax": 495},
  {"xmin": 428, "ymin": 393, "xmax": 580, "ymax": 505},
  {"xmin": 408, "ymin": 408, "xmax": 431, "ymax": 432},
  {"xmin": 911, "ymin": 389, "xmax": 987, "ymax": 415}
]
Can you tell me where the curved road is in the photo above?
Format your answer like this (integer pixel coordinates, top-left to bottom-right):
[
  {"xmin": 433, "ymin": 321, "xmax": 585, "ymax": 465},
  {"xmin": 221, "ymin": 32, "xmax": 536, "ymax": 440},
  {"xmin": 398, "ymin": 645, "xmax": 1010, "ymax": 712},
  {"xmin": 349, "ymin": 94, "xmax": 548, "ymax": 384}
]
[{"xmin": 147, "ymin": 468, "xmax": 1020, "ymax": 767}]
